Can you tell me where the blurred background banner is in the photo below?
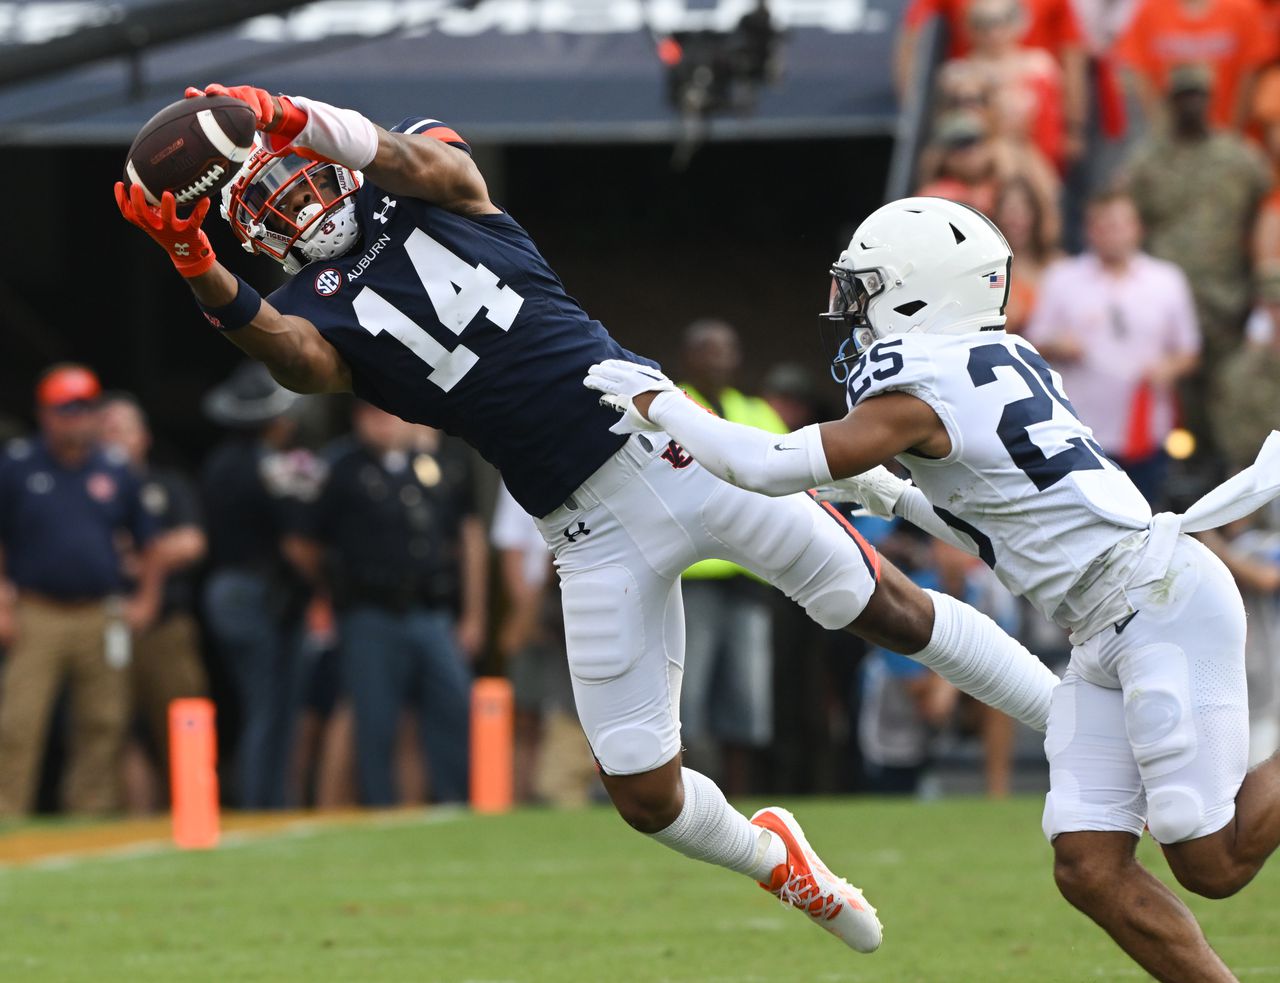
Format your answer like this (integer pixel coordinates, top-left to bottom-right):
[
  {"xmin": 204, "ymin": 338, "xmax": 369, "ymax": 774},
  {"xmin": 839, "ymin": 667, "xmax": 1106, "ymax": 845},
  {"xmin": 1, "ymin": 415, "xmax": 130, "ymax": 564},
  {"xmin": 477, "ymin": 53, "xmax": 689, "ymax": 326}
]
[{"xmin": 0, "ymin": 0, "xmax": 904, "ymax": 144}]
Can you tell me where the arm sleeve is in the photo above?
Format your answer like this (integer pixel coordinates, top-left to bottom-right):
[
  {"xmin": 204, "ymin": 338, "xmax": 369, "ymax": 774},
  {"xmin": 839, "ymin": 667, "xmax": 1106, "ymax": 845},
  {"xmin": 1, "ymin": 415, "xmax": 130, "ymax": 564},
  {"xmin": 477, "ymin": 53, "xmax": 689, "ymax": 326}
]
[
  {"xmin": 893, "ymin": 486, "xmax": 982, "ymax": 559},
  {"xmin": 646, "ymin": 391, "xmax": 833, "ymax": 496},
  {"xmin": 276, "ymin": 96, "xmax": 380, "ymax": 170}
]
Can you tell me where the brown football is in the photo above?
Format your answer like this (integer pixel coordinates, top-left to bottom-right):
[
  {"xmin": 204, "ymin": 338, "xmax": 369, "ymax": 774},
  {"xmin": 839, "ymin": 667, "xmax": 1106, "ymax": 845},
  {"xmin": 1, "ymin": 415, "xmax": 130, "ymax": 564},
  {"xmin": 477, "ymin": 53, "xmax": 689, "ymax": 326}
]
[{"xmin": 123, "ymin": 95, "xmax": 257, "ymax": 209}]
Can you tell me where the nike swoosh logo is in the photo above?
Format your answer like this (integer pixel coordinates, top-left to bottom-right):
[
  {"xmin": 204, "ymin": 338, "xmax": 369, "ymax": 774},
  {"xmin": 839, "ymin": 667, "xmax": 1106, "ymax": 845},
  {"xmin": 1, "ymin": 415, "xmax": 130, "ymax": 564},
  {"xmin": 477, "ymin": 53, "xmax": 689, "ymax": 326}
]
[
  {"xmin": 637, "ymin": 370, "xmax": 665, "ymax": 382},
  {"xmin": 773, "ymin": 443, "xmax": 800, "ymax": 451},
  {"xmin": 1113, "ymin": 611, "xmax": 1139, "ymax": 635}
]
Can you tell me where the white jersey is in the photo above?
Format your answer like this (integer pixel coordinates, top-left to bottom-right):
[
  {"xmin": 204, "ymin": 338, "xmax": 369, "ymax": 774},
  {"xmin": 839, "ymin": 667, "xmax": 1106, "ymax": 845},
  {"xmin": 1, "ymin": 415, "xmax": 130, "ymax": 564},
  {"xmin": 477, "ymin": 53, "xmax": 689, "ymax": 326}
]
[{"xmin": 845, "ymin": 331, "xmax": 1152, "ymax": 632}]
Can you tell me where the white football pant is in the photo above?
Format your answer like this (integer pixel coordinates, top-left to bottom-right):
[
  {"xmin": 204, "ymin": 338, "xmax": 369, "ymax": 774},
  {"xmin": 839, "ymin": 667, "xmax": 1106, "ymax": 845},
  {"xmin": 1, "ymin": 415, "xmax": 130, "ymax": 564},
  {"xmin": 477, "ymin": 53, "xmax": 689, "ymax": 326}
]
[{"xmin": 534, "ymin": 433, "xmax": 879, "ymax": 775}]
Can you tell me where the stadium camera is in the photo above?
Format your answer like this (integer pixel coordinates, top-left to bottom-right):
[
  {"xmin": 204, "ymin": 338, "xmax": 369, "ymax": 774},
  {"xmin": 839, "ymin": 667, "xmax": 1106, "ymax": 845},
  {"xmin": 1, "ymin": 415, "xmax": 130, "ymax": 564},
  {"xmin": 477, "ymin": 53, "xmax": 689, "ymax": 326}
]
[{"xmin": 658, "ymin": 0, "xmax": 783, "ymax": 121}]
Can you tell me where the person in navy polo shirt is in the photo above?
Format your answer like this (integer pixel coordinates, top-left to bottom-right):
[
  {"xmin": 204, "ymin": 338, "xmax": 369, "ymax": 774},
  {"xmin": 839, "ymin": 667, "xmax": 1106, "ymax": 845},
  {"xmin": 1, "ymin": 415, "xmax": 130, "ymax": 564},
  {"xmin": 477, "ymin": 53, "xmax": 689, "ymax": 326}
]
[
  {"xmin": 0, "ymin": 365, "xmax": 162, "ymax": 816},
  {"xmin": 99, "ymin": 392, "xmax": 210, "ymax": 810}
]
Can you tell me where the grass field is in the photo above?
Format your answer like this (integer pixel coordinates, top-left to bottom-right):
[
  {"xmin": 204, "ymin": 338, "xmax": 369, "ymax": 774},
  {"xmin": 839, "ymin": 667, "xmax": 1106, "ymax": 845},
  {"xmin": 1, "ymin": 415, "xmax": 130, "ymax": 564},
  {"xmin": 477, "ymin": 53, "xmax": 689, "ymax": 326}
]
[{"xmin": 1, "ymin": 796, "xmax": 1277, "ymax": 982}]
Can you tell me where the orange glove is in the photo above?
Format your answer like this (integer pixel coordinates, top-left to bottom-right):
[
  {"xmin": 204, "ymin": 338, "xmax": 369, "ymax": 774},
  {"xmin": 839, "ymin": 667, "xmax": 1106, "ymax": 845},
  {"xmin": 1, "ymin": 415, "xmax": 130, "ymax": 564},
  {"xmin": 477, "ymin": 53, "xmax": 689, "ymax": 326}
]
[
  {"xmin": 114, "ymin": 183, "xmax": 216, "ymax": 278},
  {"xmin": 185, "ymin": 83, "xmax": 275, "ymax": 126},
  {"xmin": 185, "ymin": 83, "xmax": 308, "ymax": 147}
]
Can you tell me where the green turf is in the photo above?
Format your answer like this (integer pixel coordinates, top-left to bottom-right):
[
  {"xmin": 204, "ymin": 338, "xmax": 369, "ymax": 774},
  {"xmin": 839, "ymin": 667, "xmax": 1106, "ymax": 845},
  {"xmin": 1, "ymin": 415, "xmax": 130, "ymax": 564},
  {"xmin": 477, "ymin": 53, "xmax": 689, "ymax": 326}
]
[{"xmin": 1, "ymin": 797, "xmax": 1277, "ymax": 982}]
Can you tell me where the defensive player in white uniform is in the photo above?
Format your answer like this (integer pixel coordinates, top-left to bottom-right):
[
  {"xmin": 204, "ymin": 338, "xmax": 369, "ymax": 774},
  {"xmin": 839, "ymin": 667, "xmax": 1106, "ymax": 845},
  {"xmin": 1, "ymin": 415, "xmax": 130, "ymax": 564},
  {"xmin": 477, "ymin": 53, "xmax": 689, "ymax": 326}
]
[
  {"xmin": 586, "ymin": 197, "xmax": 1280, "ymax": 981},
  {"xmin": 115, "ymin": 87, "xmax": 1062, "ymax": 957}
]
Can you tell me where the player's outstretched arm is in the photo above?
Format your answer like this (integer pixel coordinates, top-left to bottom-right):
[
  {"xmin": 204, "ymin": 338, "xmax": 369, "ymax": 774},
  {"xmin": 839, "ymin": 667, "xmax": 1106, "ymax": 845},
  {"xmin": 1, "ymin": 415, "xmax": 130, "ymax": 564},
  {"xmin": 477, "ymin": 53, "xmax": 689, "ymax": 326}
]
[
  {"xmin": 189, "ymin": 265, "xmax": 352, "ymax": 395},
  {"xmin": 113, "ymin": 182, "xmax": 351, "ymax": 396},
  {"xmin": 363, "ymin": 127, "xmax": 499, "ymax": 216},
  {"xmin": 585, "ymin": 358, "xmax": 987, "ymax": 555},
  {"xmin": 188, "ymin": 83, "xmax": 499, "ymax": 216},
  {"xmin": 584, "ymin": 359, "xmax": 944, "ymax": 495}
]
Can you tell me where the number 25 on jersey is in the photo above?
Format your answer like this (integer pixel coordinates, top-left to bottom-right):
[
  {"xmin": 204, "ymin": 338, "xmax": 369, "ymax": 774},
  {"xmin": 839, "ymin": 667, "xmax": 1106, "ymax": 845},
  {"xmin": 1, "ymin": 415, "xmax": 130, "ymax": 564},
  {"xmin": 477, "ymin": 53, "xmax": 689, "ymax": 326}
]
[{"xmin": 969, "ymin": 343, "xmax": 1112, "ymax": 491}]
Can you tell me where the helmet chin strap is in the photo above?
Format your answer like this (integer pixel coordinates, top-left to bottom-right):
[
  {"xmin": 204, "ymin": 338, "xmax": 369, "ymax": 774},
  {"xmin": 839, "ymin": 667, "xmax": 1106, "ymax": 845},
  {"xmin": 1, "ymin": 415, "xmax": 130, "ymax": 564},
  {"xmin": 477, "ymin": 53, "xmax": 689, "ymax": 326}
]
[{"xmin": 829, "ymin": 324, "xmax": 878, "ymax": 383}]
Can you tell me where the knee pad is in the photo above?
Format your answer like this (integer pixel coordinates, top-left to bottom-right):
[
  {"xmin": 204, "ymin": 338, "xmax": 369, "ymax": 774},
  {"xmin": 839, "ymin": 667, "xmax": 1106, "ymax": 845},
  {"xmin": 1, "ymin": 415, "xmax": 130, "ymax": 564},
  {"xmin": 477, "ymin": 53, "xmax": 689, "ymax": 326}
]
[
  {"xmin": 593, "ymin": 724, "xmax": 673, "ymax": 777},
  {"xmin": 805, "ymin": 586, "xmax": 867, "ymax": 630},
  {"xmin": 1146, "ymin": 785, "xmax": 1206, "ymax": 844},
  {"xmin": 1041, "ymin": 792, "xmax": 1060, "ymax": 843}
]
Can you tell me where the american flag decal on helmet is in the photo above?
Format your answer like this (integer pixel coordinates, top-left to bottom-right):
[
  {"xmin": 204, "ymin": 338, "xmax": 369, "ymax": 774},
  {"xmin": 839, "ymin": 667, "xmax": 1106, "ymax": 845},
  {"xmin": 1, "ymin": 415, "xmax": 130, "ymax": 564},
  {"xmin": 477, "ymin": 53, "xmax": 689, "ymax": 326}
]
[{"xmin": 987, "ymin": 271, "xmax": 1006, "ymax": 289}]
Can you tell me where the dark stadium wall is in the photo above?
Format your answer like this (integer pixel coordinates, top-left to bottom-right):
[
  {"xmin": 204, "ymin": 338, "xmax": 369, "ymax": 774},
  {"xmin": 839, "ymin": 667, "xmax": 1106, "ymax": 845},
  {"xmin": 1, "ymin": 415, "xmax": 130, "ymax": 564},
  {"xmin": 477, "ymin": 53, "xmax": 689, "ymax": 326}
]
[
  {"xmin": 0, "ymin": 137, "xmax": 890, "ymax": 464},
  {"xmin": 504, "ymin": 139, "xmax": 893, "ymax": 393}
]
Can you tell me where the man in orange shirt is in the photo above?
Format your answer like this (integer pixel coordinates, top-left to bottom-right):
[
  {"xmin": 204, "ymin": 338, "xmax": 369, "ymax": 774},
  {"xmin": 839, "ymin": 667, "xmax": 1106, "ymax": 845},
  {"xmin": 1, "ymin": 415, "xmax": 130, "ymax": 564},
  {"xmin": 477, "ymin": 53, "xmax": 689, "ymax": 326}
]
[
  {"xmin": 896, "ymin": 0, "xmax": 1088, "ymax": 157},
  {"xmin": 1118, "ymin": 0, "xmax": 1271, "ymax": 130}
]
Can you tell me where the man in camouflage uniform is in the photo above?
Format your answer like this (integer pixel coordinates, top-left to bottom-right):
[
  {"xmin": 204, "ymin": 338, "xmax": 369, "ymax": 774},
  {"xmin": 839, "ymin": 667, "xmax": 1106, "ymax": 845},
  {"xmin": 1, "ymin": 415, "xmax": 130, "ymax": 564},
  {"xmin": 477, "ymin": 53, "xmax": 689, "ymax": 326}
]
[
  {"xmin": 1125, "ymin": 63, "xmax": 1272, "ymax": 452},
  {"xmin": 1213, "ymin": 265, "xmax": 1280, "ymax": 474}
]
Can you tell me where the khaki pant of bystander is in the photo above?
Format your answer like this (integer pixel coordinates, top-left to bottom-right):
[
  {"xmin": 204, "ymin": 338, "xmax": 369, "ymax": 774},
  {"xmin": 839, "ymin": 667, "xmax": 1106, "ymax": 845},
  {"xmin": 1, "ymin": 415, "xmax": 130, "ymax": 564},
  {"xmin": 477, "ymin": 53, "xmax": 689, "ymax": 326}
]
[
  {"xmin": 534, "ymin": 710, "xmax": 598, "ymax": 809},
  {"xmin": 130, "ymin": 612, "xmax": 208, "ymax": 782},
  {"xmin": 0, "ymin": 594, "xmax": 128, "ymax": 815}
]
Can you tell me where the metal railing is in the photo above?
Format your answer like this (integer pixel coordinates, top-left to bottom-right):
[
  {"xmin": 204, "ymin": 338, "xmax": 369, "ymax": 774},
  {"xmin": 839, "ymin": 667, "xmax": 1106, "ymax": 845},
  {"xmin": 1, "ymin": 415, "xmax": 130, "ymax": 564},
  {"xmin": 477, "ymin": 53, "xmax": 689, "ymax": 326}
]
[{"xmin": 884, "ymin": 17, "xmax": 945, "ymax": 203}]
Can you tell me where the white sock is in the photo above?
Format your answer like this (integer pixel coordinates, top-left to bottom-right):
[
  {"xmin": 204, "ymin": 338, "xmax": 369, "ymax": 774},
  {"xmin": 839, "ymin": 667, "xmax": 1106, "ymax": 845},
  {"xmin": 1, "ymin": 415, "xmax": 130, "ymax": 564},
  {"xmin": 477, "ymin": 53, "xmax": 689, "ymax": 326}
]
[
  {"xmin": 649, "ymin": 768, "xmax": 787, "ymax": 882},
  {"xmin": 912, "ymin": 589, "xmax": 1059, "ymax": 732}
]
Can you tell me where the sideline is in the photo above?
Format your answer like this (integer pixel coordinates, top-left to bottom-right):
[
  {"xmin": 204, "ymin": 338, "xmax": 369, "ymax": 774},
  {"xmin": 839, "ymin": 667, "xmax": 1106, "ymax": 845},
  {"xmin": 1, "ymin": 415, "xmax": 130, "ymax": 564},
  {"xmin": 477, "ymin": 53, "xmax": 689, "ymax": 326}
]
[{"xmin": 0, "ymin": 807, "xmax": 463, "ymax": 868}]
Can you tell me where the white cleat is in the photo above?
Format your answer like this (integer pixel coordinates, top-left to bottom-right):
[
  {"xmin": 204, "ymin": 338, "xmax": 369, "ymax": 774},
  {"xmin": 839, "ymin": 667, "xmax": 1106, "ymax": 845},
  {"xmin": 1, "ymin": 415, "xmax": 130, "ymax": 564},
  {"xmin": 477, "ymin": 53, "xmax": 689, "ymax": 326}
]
[{"xmin": 750, "ymin": 806, "xmax": 883, "ymax": 954}]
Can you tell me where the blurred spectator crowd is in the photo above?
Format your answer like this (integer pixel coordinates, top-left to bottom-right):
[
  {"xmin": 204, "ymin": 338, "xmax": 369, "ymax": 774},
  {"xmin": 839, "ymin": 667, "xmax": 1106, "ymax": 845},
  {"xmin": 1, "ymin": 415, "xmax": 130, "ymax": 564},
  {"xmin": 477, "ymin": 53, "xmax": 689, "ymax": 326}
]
[
  {"xmin": 899, "ymin": 0, "xmax": 1280, "ymax": 770},
  {"xmin": 0, "ymin": 321, "xmax": 1059, "ymax": 818},
  {"xmin": 4, "ymin": 0, "xmax": 1280, "ymax": 816}
]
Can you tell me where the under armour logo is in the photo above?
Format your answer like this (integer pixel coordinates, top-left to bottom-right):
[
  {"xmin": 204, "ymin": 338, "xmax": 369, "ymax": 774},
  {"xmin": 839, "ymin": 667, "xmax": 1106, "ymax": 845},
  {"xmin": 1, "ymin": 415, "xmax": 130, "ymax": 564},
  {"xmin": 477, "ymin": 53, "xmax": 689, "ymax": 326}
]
[
  {"xmin": 661, "ymin": 440, "xmax": 694, "ymax": 469},
  {"xmin": 173, "ymin": 242, "xmax": 190, "ymax": 256},
  {"xmin": 373, "ymin": 196, "xmax": 397, "ymax": 224},
  {"xmin": 563, "ymin": 520, "xmax": 591, "ymax": 542}
]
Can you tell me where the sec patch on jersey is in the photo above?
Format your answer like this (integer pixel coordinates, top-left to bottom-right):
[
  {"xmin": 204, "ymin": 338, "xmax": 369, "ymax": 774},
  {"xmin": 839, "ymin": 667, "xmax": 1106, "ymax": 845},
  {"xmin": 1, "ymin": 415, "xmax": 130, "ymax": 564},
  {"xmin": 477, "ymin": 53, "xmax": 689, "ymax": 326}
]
[{"xmin": 123, "ymin": 95, "xmax": 256, "ymax": 209}]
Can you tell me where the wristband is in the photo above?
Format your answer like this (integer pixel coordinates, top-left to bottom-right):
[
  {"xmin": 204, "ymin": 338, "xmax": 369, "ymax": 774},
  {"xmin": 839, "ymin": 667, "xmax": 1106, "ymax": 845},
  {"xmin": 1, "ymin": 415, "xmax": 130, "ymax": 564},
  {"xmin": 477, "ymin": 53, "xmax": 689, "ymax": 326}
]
[
  {"xmin": 265, "ymin": 95, "xmax": 309, "ymax": 146},
  {"xmin": 197, "ymin": 274, "xmax": 262, "ymax": 332}
]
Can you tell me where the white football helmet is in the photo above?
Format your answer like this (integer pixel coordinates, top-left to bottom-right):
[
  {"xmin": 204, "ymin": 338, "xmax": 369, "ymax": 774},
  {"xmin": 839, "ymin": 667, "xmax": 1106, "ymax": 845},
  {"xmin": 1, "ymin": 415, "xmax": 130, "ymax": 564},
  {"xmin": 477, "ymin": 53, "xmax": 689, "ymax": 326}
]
[
  {"xmin": 822, "ymin": 196, "xmax": 1012, "ymax": 372},
  {"xmin": 221, "ymin": 142, "xmax": 363, "ymax": 275}
]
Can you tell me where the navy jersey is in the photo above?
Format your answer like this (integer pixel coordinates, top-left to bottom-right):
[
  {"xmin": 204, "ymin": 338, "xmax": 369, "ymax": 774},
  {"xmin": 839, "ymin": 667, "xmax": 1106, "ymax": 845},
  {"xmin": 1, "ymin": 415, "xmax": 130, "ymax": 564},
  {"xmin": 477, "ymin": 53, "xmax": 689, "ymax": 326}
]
[
  {"xmin": 0, "ymin": 438, "xmax": 154, "ymax": 600},
  {"xmin": 269, "ymin": 117, "xmax": 657, "ymax": 517}
]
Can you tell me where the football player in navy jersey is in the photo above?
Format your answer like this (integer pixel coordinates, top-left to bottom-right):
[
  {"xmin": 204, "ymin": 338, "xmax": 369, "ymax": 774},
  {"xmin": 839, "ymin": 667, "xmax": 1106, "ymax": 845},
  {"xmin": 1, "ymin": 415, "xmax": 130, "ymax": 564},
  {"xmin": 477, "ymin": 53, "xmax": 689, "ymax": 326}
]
[{"xmin": 114, "ymin": 83, "xmax": 1059, "ymax": 955}]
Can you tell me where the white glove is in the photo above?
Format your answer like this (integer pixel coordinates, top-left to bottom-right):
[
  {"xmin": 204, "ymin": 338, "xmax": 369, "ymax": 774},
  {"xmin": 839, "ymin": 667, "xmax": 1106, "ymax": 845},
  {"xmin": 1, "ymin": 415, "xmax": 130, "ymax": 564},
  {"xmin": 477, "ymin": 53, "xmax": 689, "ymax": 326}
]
[
  {"xmin": 812, "ymin": 465, "xmax": 909, "ymax": 519},
  {"xmin": 584, "ymin": 359, "xmax": 679, "ymax": 435}
]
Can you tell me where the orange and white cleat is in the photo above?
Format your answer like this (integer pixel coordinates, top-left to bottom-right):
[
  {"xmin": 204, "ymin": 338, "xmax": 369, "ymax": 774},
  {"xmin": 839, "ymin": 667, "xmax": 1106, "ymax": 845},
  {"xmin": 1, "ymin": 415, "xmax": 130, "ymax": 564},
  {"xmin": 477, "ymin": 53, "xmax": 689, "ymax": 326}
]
[{"xmin": 750, "ymin": 806, "xmax": 883, "ymax": 954}]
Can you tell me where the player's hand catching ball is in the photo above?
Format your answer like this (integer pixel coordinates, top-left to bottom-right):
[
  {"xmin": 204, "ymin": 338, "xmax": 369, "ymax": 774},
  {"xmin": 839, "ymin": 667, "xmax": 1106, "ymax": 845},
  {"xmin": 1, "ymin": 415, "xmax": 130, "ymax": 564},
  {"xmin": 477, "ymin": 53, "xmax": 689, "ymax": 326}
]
[
  {"xmin": 113, "ymin": 183, "xmax": 216, "ymax": 278},
  {"xmin": 584, "ymin": 359, "xmax": 678, "ymax": 435},
  {"xmin": 185, "ymin": 83, "xmax": 275, "ymax": 127},
  {"xmin": 185, "ymin": 83, "xmax": 308, "ymax": 146}
]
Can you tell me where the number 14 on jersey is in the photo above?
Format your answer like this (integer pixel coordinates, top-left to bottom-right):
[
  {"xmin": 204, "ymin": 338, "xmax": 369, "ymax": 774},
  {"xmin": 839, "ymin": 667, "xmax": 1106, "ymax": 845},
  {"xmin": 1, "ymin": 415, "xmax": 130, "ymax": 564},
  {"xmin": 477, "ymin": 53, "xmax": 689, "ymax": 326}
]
[{"xmin": 353, "ymin": 229, "xmax": 524, "ymax": 392}]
